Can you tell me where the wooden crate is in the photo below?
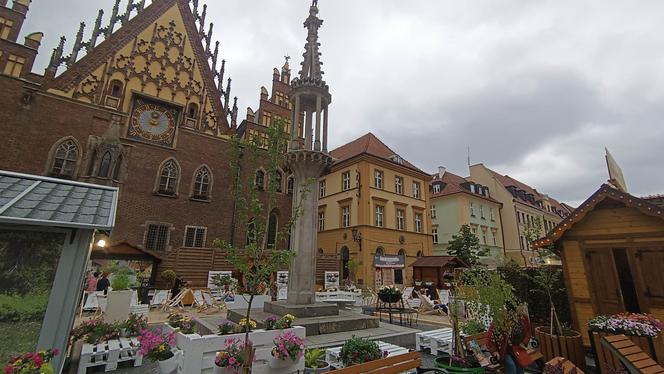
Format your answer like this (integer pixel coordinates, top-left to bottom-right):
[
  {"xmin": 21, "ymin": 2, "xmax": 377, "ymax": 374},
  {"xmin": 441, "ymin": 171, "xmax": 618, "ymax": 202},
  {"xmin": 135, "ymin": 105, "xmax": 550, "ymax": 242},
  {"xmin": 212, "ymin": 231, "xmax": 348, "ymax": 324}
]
[{"xmin": 77, "ymin": 338, "xmax": 142, "ymax": 374}]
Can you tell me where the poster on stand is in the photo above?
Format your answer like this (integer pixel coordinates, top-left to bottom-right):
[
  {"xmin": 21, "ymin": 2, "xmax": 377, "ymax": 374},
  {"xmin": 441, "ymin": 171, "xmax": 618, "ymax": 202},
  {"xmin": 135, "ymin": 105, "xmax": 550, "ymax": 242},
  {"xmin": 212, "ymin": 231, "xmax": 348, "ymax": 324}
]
[
  {"xmin": 277, "ymin": 271, "xmax": 288, "ymax": 300},
  {"xmin": 324, "ymin": 271, "xmax": 340, "ymax": 290}
]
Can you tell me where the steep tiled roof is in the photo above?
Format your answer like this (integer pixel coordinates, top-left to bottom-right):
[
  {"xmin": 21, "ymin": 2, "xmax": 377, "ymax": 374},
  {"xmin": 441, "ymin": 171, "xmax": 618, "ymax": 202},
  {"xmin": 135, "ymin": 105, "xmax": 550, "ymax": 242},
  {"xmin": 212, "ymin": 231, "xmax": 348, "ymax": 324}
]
[
  {"xmin": 484, "ymin": 166, "xmax": 573, "ymax": 215},
  {"xmin": 0, "ymin": 170, "xmax": 118, "ymax": 230},
  {"xmin": 431, "ymin": 171, "xmax": 501, "ymax": 205},
  {"xmin": 330, "ymin": 133, "xmax": 427, "ymax": 174}
]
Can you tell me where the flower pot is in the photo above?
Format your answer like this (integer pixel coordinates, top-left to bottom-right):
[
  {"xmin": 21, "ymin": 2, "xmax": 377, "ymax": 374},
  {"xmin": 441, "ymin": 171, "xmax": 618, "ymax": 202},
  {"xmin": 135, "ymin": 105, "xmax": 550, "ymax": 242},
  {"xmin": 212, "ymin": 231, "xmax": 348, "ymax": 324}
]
[
  {"xmin": 158, "ymin": 354, "xmax": 178, "ymax": 374},
  {"xmin": 304, "ymin": 361, "xmax": 331, "ymax": 373},
  {"xmin": 535, "ymin": 327, "xmax": 585, "ymax": 370},
  {"xmin": 214, "ymin": 366, "xmax": 239, "ymax": 374},
  {"xmin": 269, "ymin": 356, "xmax": 301, "ymax": 369},
  {"xmin": 434, "ymin": 357, "xmax": 485, "ymax": 374},
  {"xmin": 378, "ymin": 293, "xmax": 401, "ymax": 304}
]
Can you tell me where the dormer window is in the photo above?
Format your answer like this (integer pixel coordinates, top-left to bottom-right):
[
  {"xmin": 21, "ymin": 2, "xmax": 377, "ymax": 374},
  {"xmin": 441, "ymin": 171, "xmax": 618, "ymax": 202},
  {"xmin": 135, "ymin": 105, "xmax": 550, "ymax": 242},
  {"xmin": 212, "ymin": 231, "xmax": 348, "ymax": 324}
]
[
  {"xmin": 390, "ymin": 154, "xmax": 404, "ymax": 165},
  {"xmin": 432, "ymin": 183, "xmax": 441, "ymax": 194}
]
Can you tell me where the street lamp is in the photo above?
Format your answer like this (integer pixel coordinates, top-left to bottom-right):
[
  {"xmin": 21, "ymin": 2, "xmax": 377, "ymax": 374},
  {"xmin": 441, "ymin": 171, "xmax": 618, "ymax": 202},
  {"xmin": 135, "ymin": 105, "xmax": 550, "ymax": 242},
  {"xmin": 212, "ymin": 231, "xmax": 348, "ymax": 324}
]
[{"xmin": 351, "ymin": 227, "xmax": 362, "ymax": 251}]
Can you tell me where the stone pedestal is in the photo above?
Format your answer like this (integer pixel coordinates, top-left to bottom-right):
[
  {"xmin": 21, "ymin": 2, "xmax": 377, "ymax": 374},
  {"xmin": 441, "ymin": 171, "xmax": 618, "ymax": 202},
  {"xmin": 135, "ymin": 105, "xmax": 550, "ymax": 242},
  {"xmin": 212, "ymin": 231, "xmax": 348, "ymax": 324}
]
[
  {"xmin": 285, "ymin": 150, "xmax": 333, "ymax": 305},
  {"xmin": 263, "ymin": 300, "xmax": 338, "ymax": 318}
]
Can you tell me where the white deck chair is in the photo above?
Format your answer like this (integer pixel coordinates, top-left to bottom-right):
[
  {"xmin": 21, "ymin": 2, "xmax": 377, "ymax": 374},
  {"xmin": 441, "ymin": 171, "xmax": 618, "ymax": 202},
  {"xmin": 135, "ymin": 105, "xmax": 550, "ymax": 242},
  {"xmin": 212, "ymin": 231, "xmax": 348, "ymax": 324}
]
[
  {"xmin": 130, "ymin": 290, "xmax": 138, "ymax": 306},
  {"xmin": 418, "ymin": 294, "xmax": 445, "ymax": 315},
  {"xmin": 402, "ymin": 287, "xmax": 414, "ymax": 300},
  {"xmin": 193, "ymin": 290, "xmax": 207, "ymax": 310},
  {"xmin": 150, "ymin": 290, "xmax": 170, "ymax": 308},
  {"xmin": 81, "ymin": 292, "xmax": 99, "ymax": 314},
  {"xmin": 202, "ymin": 291, "xmax": 224, "ymax": 311},
  {"xmin": 437, "ymin": 289, "xmax": 450, "ymax": 305}
]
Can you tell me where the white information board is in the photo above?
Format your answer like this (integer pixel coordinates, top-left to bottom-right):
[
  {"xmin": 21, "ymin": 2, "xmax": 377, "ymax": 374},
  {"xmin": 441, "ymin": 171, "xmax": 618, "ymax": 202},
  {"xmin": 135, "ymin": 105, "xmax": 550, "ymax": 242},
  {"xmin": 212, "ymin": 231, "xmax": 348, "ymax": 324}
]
[
  {"xmin": 277, "ymin": 271, "xmax": 288, "ymax": 300},
  {"xmin": 325, "ymin": 271, "xmax": 340, "ymax": 290}
]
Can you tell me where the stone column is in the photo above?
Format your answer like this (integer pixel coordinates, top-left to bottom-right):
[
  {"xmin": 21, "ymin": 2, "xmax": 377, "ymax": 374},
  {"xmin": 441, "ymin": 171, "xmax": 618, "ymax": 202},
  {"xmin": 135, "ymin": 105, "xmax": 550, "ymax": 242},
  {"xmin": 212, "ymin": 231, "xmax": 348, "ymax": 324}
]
[
  {"xmin": 291, "ymin": 95, "xmax": 300, "ymax": 150},
  {"xmin": 314, "ymin": 96, "xmax": 322, "ymax": 151},
  {"xmin": 285, "ymin": 150, "xmax": 333, "ymax": 305},
  {"xmin": 304, "ymin": 110, "xmax": 313, "ymax": 150},
  {"xmin": 323, "ymin": 106, "xmax": 329, "ymax": 153}
]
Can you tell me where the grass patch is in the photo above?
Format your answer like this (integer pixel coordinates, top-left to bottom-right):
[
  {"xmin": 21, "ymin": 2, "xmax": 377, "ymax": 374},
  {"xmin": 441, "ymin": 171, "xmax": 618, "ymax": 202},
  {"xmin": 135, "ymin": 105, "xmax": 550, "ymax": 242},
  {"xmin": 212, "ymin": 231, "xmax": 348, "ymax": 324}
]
[{"xmin": 0, "ymin": 321, "xmax": 42, "ymax": 364}]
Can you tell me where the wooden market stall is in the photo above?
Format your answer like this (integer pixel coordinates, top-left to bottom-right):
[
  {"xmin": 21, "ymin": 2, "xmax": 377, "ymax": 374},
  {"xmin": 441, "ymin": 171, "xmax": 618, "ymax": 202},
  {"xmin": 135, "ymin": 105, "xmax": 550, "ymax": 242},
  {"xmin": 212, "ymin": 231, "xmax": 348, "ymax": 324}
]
[
  {"xmin": 410, "ymin": 256, "xmax": 468, "ymax": 291},
  {"xmin": 535, "ymin": 184, "xmax": 664, "ymax": 349}
]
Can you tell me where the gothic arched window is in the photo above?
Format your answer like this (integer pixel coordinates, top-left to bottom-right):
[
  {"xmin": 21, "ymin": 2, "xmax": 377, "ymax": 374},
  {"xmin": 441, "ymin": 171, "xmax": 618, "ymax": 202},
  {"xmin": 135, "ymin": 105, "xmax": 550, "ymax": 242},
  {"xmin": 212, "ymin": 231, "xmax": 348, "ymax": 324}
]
[
  {"xmin": 275, "ymin": 170, "xmax": 283, "ymax": 193},
  {"xmin": 50, "ymin": 138, "xmax": 80, "ymax": 177},
  {"xmin": 158, "ymin": 159, "xmax": 179, "ymax": 195},
  {"xmin": 255, "ymin": 170, "xmax": 265, "ymax": 190},
  {"xmin": 187, "ymin": 103, "xmax": 199, "ymax": 118},
  {"xmin": 113, "ymin": 155, "xmax": 123, "ymax": 180},
  {"xmin": 267, "ymin": 211, "xmax": 278, "ymax": 248},
  {"xmin": 192, "ymin": 166, "xmax": 211, "ymax": 200},
  {"xmin": 98, "ymin": 151, "xmax": 112, "ymax": 178},
  {"xmin": 376, "ymin": 247, "xmax": 384, "ymax": 256},
  {"xmin": 287, "ymin": 176, "xmax": 294, "ymax": 196},
  {"xmin": 109, "ymin": 79, "xmax": 123, "ymax": 98}
]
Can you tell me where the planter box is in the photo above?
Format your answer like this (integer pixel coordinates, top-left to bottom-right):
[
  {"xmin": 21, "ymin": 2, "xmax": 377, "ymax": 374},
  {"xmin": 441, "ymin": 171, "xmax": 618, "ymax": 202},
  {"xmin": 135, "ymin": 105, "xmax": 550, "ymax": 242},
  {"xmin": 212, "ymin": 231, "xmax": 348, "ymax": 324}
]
[
  {"xmin": 164, "ymin": 325, "xmax": 305, "ymax": 374},
  {"xmin": 545, "ymin": 357, "xmax": 585, "ymax": 374},
  {"xmin": 535, "ymin": 327, "xmax": 585, "ymax": 370},
  {"xmin": 106, "ymin": 290, "xmax": 133, "ymax": 323},
  {"xmin": 589, "ymin": 331, "xmax": 664, "ymax": 373}
]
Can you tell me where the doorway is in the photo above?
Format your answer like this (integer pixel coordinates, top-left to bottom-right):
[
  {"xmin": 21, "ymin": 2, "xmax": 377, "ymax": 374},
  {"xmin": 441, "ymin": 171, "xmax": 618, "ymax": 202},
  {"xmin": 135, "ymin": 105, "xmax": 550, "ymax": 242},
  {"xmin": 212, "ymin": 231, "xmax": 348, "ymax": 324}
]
[
  {"xmin": 612, "ymin": 248, "xmax": 640, "ymax": 313},
  {"xmin": 584, "ymin": 247, "xmax": 641, "ymax": 315}
]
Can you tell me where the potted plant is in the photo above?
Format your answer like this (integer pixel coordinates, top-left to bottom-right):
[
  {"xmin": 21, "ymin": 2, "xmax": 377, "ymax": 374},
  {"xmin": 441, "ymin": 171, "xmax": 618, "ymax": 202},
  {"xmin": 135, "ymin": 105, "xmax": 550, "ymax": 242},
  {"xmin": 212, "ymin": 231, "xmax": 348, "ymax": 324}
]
[
  {"xmin": 304, "ymin": 348, "xmax": 331, "ymax": 373},
  {"xmin": 218, "ymin": 321, "xmax": 236, "ymax": 335},
  {"xmin": 71, "ymin": 318, "xmax": 120, "ymax": 344},
  {"xmin": 264, "ymin": 315, "xmax": 279, "ymax": 330},
  {"xmin": 106, "ymin": 268, "xmax": 134, "ymax": 323},
  {"xmin": 161, "ymin": 270, "xmax": 177, "ymax": 289},
  {"xmin": 4, "ymin": 348, "xmax": 59, "ymax": 374},
  {"xmin": 339, "ymin": 336, "xmax": 385, "ymax": 367},
  {"xmin": 137, "ymin": 329, "xmax": 177, "ymax": 374},
  {"xmin": 214, "ymin": 338, "xmax": 253, "ymax": 374},
  {"xmin": 276, "ymin": 314, "xmax": 295, "ymax": 329},
  {"xmin": 122, "ymin": 313, "xmax": 148, "ymax": 337},
  {"xmin": 167, "ymin": 312, "xmax": 196, "ymax": 334},
  {"xmin": 269, "ymin": 330, "xmax": 305, "ymax": 369},
  {"xmin": 531, "ymin": 267, "xmax": 585, "ymax": 369},
  {"xmin": 434, "ymin": 354, "xmax": 484, "ymax": 374},
  {"xmin": 377, "ymin": 285, "xmax": 402, "ymax": 304}
]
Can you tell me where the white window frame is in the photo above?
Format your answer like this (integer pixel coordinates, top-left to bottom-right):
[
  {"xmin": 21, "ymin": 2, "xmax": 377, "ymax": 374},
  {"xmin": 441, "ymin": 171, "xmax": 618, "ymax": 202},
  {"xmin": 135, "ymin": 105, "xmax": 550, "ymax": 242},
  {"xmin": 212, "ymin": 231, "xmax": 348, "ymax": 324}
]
[
  {"xmin": 432, "ymin": 227, "xmax": 439, "ymax": 244},
  {"xmin": 470, "ymin": 202, "xmax": 476, "ymax": 217},
  {"xmin": 374, "ymin": 170, "xmax": 384, "ymax": 189},
  {"xmin": 342, "ymin": 206, "xmax": 350, "ymax": 228},
  {"xmin": 396, "ymin": 209, "xmax": 405, "ymax": 231},
  {"xmin": 375, "ymin": 205, "xmax": 384, "ymax": 227},
  {"xmin": 183, "ymin": 225, "xmax": 207, "ymax": 248},
  {"xmin": 430, "ymin": 205, "xmax": 437, "ymax": 219},
  {"xmin": 145, "ymin": 222, "xmax": 171, "ymax": 252},
  {"xmin": 433, "ymin": 184, "xmax": 441, "ymax": 194},
  {"xmin": 395, "ymin": 176, "xmax": 403, "ymax": 194},
  {"xmin": 415, "ymin": 213, "xmax": 423, "ymax": 233},
  {"xmin": 413, "ymin": 182, "xmax": 421, "ymax": 199},
  {"xmin": 319, "ymin": 180, "xmax": 326, "ymax": 198},
  {"xmin": 318, "ymin": 211, "xmax": 325, "ymax": 232},
  {"xmin": 342, "ymin": 171, "xmax": 351, "ymax": 191}
]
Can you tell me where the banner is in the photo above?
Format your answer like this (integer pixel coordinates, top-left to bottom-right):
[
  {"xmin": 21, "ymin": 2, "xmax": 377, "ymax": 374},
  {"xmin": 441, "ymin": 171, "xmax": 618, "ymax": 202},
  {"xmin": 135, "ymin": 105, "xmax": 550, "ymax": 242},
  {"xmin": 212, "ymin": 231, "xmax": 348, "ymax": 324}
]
[
  {"xmin": 277, "ymin": 271, "xmax": 288, "ymax": 300},
  {"xmin": 373, "ymin": 254, "xmax": 405, "ymax": 268},
  {"xmin": 324, "ymin": 271, "xmax": 340, "ymax": 290}
]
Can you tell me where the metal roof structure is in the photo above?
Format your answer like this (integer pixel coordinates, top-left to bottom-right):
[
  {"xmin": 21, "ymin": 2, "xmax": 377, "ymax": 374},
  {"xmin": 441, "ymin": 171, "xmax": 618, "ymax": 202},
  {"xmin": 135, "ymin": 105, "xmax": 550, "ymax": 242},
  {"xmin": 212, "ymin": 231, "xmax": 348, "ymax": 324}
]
[{"xmin": 0, "ymin": 170, "xmax": 118, "ymax": 230}]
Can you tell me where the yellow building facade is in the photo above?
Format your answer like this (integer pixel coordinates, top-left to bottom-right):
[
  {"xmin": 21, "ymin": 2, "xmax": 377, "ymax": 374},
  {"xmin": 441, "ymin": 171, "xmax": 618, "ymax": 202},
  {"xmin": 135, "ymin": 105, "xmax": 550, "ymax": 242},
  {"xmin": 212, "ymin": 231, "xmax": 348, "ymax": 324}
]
[{"xmin": 317, "ymin": 133, "xmax": 433, "ymax": 289}]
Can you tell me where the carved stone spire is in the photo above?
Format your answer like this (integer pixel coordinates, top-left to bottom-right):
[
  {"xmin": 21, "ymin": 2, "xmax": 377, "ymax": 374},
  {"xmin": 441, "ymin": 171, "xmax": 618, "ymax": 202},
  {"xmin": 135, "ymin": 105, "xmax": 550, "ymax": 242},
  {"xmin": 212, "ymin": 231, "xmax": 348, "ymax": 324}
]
[{"xmin": 298, "ymin": 0, "xmax": 324, "ymax": 82}]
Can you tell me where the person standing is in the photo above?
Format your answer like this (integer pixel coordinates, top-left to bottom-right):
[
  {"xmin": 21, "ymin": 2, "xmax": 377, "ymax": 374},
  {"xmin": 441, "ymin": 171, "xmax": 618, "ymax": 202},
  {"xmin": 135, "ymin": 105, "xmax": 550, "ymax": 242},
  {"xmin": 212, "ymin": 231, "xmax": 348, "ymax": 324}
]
[
  {"xmin": 96, "ymin": 272, "xmax": 111, "ymax": 295},
  {"xmin": 86, "ymin": 271, "xmax": 99, "ymax": 292}
]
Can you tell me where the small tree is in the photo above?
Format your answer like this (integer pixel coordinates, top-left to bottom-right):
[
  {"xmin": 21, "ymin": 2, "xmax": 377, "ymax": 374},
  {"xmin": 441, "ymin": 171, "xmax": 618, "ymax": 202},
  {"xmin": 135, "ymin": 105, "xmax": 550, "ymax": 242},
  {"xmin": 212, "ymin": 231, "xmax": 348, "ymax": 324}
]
[
  {"xmin": 213, "ymin": 119, "xmax": 310, "ymax": 372},
  {"xmin": 447, "ymin": 224, "xmax": 487, "ymax": 266}
]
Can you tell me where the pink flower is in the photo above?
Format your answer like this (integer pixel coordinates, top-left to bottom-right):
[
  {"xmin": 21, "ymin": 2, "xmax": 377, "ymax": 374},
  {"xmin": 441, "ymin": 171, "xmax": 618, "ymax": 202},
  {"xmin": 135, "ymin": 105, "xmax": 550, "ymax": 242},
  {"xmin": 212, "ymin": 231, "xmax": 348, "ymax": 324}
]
[{"xmin": 228, "ymin": 357, "xmax": 237, "ymax": 365}]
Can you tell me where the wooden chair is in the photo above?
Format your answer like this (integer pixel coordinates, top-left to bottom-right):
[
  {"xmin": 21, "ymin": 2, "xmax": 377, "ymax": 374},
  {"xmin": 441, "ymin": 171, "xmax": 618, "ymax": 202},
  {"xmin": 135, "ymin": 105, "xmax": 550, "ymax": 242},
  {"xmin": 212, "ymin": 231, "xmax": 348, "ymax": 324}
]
[
  {"xmin": 601, "ymin": 334, "xmax": 664, "ymax": 374},
  {"xmin": 332, "ymin": 351, "xmax": 446, "ymax": 374},
  {"xmin": 418, "ymin": 294, "xmax": 446, "ymax": 316}
]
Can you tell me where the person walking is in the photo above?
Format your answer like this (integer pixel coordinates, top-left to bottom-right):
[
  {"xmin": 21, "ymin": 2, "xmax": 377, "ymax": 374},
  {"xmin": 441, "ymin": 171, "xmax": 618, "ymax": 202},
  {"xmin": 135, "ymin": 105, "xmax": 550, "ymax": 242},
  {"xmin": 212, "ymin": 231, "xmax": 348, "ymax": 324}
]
[{"xmin": 487, "ymin": 303, "xmax": 533, "ymax": 374}]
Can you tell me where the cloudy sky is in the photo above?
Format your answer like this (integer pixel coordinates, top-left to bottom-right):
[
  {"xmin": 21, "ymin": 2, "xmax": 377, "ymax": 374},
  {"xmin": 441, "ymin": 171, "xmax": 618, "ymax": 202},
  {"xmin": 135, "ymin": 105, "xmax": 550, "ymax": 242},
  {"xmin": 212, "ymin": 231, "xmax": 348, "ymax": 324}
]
[{"xmin": 23, "ymin": 0, "xmax": 664, "ymax": 206}]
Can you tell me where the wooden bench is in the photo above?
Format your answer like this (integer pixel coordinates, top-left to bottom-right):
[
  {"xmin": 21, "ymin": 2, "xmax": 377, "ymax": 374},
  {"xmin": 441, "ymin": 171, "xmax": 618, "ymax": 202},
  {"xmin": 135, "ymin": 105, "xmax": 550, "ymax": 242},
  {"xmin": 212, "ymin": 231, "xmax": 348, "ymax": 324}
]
[
  {"xmin": 332, "ymin": 351, "xmax": 445, "ymax": 374},
  {"xmin": 462, "ymin": 332, "xmax": 543, "ymax": 371},
  {"xmin": 416, "ymin": 328, "xmax": 454, "ymax": 353},
  {"xmin": 601, "ymin": 334, "xmax": 664, "ymax": 374}
]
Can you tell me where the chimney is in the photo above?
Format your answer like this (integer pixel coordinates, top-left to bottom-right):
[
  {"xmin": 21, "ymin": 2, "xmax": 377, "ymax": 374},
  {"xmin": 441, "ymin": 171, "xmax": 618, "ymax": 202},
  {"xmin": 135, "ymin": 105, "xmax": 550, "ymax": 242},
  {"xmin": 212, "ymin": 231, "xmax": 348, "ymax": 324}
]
[
  {"xmin": 12, "ymin": 0, "xmax": 31, "ymax": 14},
  {"xmin": 438, "ymin": 166, "xmax": 446, "ymax": 179}
]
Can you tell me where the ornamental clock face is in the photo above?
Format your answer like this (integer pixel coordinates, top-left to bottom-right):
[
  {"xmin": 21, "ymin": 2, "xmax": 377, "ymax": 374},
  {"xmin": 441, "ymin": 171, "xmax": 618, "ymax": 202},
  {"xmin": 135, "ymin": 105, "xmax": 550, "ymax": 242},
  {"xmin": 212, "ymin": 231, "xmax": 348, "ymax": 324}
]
[{"xmin": 128, "ymin": 98, "xmax": 179, "ymax": 146}]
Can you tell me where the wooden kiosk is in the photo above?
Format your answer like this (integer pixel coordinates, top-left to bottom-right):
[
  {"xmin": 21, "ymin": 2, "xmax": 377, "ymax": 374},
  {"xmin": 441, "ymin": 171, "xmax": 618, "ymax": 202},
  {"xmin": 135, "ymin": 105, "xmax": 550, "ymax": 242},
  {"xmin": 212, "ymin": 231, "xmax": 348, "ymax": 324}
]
[{"xmin": 535, "ymin": 184, "xmax": 664, "ymax": 347}]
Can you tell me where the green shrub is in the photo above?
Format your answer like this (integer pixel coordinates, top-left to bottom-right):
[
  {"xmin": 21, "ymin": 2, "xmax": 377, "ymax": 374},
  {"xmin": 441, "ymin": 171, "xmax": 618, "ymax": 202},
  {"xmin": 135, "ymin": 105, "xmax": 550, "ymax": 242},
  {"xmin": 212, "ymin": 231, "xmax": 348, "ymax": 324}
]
[
  {"xmin": 461, "ymin": 319, "xmax": 487, "ymax": 335},
  {"xmin": 111, "ymin": 274, "xmax": 131, "ymax": 291},
  {"xmin": 340, "ymin": 336, "xmax": 384, "ymax": 367},
  {"xmin": 160, "ymin": 270, "xmax": 176, "ymax": 288},
  {"xmin": 0, "ymin": 293, "xmax": 49, "ymax": 322}
]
